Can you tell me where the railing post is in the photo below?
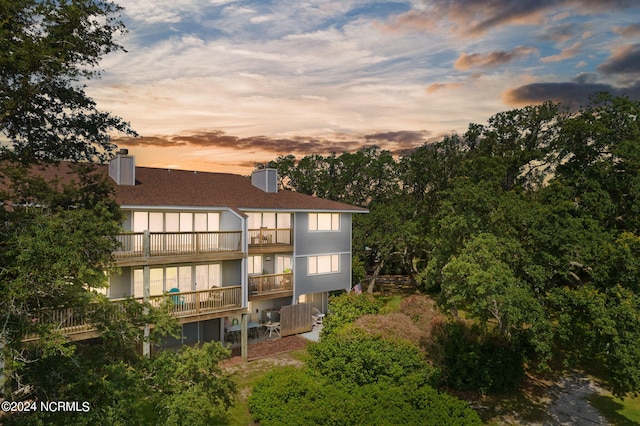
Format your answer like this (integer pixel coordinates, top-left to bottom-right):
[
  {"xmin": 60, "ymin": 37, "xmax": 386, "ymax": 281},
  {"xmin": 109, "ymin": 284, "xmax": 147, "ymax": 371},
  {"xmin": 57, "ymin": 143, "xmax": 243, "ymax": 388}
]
[
  {"xmin": 143, "ymin": 230, "xmax": 150, "ymax": 258},
  {"xmin": 143, "ymin": 265, "xmax": 150, "ymax": 357}
]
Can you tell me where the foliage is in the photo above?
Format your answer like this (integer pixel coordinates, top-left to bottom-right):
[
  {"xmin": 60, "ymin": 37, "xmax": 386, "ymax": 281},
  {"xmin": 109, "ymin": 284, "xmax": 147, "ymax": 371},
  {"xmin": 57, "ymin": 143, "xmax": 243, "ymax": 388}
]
[
  {"xmin": 271, "ymin": 93, "xmax": 640, "ymax": 396},
  {"xmin": 430, "ymin": 321, "xmax": 524, "ymax": 394},
  {"xmin": 307, "ymin": 328, "xmax": 437, "ymax": 387},
  {"xmin": 0, "ymin": 0, "xmax": 136, "ymax": 163},
  {"xmin": 5, "ymin": 341, "xmax": 236, "ymax": 425},
  {"xmin": 321, "ymin": 292, "xmax": 382, "ymax": 336},
  {"xmin": 250, "ymin": 367, "xmax": 480, "ymax": 426},
  {"xmin": 0, "ymin": 0, "xmax": 138, "ymax": 410}
]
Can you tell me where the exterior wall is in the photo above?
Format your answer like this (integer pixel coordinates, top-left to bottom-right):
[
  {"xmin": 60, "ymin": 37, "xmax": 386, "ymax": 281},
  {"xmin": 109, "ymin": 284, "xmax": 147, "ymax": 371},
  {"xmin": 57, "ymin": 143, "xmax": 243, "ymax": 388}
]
[
  {"xmin": 294, "ymin": 213, "xmax": 352, "ymax": 254},
  {"xmin": 293, "ymin": 212, "xmax": 352, "ymax": 298},
  {"xmin": 222, "ymin": 259, "xmax": 242, "ymax": 286},
  {"xmin": 220, "ymin": 210, "xmax": 242, "ymax": 231}
]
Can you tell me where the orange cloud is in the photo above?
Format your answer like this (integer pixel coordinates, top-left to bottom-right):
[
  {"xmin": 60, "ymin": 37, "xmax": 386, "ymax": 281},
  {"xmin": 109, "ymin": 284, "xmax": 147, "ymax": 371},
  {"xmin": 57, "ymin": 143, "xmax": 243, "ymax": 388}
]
[
  {"xmin": 454, "ymin": 46, "xmax": 537, "ymax": 70},
  {"xmin": 613, "ymin": 24, "xmax": 640, "ymax": 37},
  {"xmin": 112, "ymin": 129, "xmax": 434, "ymax": 158},
  {"xmin": 382, "ymin": 0, "xmax": 633, "ymax": 37},
  {"xmin": 541, "ymin": 41, "xmax": 583, "ymax": 63},
  {"xmin": 425, "ymin": 82, "xmax": 464, "ymax": 94},
  {"xmin": 502, "ymin": 81, "xmax": 640, "ymax": 108}
]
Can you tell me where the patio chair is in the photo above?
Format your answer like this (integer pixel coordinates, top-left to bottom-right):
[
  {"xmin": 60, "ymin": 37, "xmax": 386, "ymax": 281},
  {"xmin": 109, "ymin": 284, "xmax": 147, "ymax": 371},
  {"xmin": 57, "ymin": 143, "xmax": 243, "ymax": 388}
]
[
  {"xmin": 311, "ymin": 307, "xmax": 325, "ymax": 328},
  {"xmin": 168, "ymin": 287, "xmax": 184, "ymax": 305}
]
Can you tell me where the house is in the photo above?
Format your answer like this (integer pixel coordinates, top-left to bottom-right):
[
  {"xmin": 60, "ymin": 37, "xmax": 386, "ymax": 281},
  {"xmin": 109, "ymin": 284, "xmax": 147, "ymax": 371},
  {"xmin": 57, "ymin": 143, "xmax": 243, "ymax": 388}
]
[{"xmin": 104, "ymin": 150, "xmax": 367, "ymax": 354}]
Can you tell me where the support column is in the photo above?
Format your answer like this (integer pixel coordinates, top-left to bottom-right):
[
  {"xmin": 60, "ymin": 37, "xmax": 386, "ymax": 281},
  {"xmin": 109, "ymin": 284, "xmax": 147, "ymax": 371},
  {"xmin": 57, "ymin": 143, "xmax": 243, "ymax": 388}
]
[{"xmin": 241, "ymin": 312, "xmax": 248, "ymax": 362}]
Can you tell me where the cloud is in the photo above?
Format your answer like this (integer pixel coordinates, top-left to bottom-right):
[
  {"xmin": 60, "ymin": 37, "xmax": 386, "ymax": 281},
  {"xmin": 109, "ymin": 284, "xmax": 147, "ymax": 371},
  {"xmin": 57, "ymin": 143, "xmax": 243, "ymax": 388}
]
[
  {"xmin": 383, "ymin": 0, "xmax": 635, "ymax": 37},
  {"xmin": 503, "ymin": 80, "xmax": 640, "ymax": 108},
  {"xmin": 454, "ymin": 46, "xmax": 538, "ymax": 70},
  {"xmin": 539, "ymin": 23, "xmax": 579, "ymax": 43},
  {"xmin": 112, "ymin": 129, "xmax": 434, "ymax": 158},
  {"xmin": 613, "ymin": 24, "xmax": 640, "ymax": 37},
  {"xmin": 425, "ymin": 82, "xmax": 464, "ymax": 93},
  {"xmin": 541, "ymin": 41, "xmax": 583, "ymax": 63},
  {"xmin": 597, "ymin": 44, "xmax": 640, "ymax": 75}
]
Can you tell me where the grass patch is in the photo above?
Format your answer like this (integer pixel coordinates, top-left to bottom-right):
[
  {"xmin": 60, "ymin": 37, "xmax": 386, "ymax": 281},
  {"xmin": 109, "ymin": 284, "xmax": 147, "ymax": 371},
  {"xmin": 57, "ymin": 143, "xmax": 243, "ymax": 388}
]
[
  {"xmin": 224, "ymin": 353, "xmax": 307, "ymax": 425},
  {"xmin": 377, "ymin": 294, "xmax": 404, "ymax": 313},
  {"xmin": 588, "ymin": 392, "xmax": 640, "ymax": 425}
]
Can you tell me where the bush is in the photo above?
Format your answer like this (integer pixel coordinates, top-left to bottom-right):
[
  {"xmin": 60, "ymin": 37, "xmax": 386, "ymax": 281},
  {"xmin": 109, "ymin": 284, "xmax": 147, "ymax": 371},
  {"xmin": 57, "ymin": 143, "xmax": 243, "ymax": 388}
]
[
  {"xmin": 322, "ymin": 292, "xmax": 383, "ymax": 336},
  {"xmin": 249, "ymin": 367, "xmax": 481, "ymax": 426},
  {"xmin": 307, "ymin": 328, "xmax": 437, "ymax": 387}
]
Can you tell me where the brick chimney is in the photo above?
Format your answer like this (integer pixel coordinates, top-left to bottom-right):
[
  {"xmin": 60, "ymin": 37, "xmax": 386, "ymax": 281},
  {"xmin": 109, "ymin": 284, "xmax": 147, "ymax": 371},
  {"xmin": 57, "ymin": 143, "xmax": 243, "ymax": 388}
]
[{"xmin": 109, "ymin": 149, "xmax": 135, "ymax": 186}]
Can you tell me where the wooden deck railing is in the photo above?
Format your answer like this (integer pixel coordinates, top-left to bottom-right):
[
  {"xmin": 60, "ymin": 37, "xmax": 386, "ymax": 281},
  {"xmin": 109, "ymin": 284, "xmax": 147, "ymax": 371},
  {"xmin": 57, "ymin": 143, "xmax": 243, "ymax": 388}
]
[
  {"xmin": 248, "ymin": 228, "xmax": 292, "ymax": 247},
  {"xmin": 249, "ymin": 273, "xmax": 293, "ymax": 295},
  {"xmin": 114, "ymin": 231, "xmax": 242, "ymax": 258},
  {"xmin": 150, "ymin": 286, "xmax": 242, "ymax": 317},
  {"xmin": 25, "ymin": 286, "xmax": 242, "ymax": 340}
]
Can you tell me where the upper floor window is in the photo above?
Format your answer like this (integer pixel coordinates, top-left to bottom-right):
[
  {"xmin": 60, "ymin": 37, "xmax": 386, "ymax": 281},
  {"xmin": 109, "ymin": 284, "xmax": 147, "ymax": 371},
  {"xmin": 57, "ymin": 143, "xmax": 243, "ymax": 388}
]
[
  {"xmin": 132, "ymin": 211, "xmax": 220, "ymax": 232},
  {"xmin": 308, "ymin": 254, "xmax": 339, "ymax": 275},
  {"xmin": 308, "ymin": 213, "xmax": 339, "ymax": 231},
  {"xmin": 248, "ymin": 212, "xmax": 291, "ymax": 229}
]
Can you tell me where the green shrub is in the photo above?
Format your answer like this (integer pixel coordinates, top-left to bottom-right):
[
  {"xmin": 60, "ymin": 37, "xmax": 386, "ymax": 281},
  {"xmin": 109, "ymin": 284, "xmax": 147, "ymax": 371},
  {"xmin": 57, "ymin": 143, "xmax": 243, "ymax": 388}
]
[
  {"xmin": 307, "ymin": 328, "xmax": 437, "ymax": 387},
  {"xmin": 249, "ymin": 367, "xmax": 481, "ymax": 426},
  {"xmin": 323, "ymin": 292, "xmax": 383, "ymax": 336}
]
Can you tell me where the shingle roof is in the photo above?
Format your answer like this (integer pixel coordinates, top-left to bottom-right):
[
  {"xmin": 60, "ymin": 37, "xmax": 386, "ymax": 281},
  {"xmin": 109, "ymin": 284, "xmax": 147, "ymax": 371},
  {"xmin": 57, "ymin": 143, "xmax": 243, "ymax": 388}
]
[
  {"xmin": 10, "ymin": 162, "xmax": 367, "ymax": 213},
  {"xmin": 116, "ymin": 166, "xmax": 368, "ymax": 213}
]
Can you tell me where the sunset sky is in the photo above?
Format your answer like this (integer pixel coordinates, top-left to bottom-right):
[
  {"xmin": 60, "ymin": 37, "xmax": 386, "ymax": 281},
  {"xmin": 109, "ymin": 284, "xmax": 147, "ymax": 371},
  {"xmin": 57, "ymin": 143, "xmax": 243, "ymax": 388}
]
[{"xmin": 88, "ymin": 0, "xmax": 640, "ymax": 174}]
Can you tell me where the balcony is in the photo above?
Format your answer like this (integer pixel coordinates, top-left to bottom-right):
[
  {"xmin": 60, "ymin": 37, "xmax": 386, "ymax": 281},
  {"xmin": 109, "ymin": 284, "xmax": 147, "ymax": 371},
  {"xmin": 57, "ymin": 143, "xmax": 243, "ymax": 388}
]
[
  {"xmin": 114, "ymin": 231, "xmax": 243, "ymax": 265},
  {"xmin": 24, "ymin": 286, "xmax": 243, "ymax": 342},
  {"xmin": 249, "ymin": 272, "xmax": 293, "ymax": 300},
  {"xmin": 248, "ymin": 228, "xmax": 293, "ymax": 253}
]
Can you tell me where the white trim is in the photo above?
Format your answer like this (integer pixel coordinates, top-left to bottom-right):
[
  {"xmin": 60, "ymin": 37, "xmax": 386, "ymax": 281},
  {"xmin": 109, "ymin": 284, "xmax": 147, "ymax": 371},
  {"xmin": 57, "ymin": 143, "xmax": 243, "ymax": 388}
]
[{"xmin": 239, "ymin": 207, "xmax": 367, "ymax": 214}]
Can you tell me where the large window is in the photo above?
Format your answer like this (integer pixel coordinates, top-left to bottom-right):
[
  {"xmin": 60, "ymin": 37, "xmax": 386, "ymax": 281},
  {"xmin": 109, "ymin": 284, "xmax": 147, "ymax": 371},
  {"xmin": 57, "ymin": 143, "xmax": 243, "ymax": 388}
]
[
  {"xmin": 308, "ymin": 213, "xmax": 339, "ymax": 231},
  {"xmin": 308, "ymin": 254, "xmax": 339, "ymax": 275},
  {"xmin": 133, "ymin": 263, "xmax": 221, "ymax": 297},
  {"xmin": 248, "ymin": 212, "xmax": 291, "ymax": 229},
  {"xmin": 132, "ymin": 211, "xmax": 220, "ymax": 232}
]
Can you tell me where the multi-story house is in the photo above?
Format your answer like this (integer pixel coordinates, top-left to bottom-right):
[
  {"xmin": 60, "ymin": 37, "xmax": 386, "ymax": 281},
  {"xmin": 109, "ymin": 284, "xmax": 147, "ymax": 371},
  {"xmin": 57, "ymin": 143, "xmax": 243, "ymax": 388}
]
[{"xmin": 105, "ymin": 151, "xmax": 367, "ymax": 354}]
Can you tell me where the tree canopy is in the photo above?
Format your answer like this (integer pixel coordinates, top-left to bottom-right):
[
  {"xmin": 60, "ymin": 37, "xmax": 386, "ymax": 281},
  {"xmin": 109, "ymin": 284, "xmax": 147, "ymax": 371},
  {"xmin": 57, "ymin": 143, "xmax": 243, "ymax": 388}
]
[
  {"xmin": 1, "ymin": 0, "xmax": 135, "ymax": 163},
  {"xmin": 271, "ymin": 94, "xmax": 640, "ymax": 396}
]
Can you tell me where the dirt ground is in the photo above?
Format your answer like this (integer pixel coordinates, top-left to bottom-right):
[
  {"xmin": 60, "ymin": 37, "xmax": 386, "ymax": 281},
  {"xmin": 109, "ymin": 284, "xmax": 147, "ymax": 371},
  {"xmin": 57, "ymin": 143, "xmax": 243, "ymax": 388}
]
[{"xmin": 222, "ymin": 335, "xmax": 309, "ymax": 366}]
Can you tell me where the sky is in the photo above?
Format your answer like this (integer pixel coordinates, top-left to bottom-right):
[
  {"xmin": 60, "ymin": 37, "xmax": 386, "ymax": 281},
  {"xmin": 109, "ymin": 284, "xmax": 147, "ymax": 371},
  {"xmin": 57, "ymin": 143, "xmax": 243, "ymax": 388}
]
[{"xmin": 88, "ymin": 0, "xmax": 640, "ymax": 174}]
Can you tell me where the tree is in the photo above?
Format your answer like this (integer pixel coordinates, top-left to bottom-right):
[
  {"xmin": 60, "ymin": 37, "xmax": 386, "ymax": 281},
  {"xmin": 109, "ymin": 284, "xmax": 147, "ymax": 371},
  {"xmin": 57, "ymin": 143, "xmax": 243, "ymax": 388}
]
[
  {"xmin": 0, "ymin": 0, "xmax": 136, "ymax": 400},
  {"xmin": 0, "ymin": 0, "xmax": 135, "ymax": 163}
]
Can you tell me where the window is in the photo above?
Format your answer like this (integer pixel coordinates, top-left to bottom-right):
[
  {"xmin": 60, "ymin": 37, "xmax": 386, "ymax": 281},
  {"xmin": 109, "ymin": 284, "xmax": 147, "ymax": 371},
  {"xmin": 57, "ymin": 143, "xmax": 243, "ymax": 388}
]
[
  {"xmin": 248, "ymin": 212, "xmax": 291, "ymax": 229},
  {"xmin": 276, "ymin": 255, "xmax": 291, "ymax": 273},
  {"xmin": 308, "ymin": 255, "xmax": 339, "ymax": 275},
  {"xmin": 132, "ymin": 211, "xmax": 220, "ymax": 232},
  {"xmin": 248, "ymin": 255, "xmax": 262, "ymax": 275},
  {"xmin": 308, "ymin": 213, "xmax": 339, "ymax": 231},
  {"xmin": 133, "ymin": 264, "xmax": 221, "ymax": 297}
]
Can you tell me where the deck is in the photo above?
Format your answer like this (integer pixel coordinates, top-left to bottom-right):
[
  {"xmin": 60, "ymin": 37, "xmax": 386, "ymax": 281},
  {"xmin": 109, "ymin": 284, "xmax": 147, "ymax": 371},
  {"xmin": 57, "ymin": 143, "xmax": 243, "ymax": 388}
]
[{"xmin": 24, "ymin": 286, "xmax": 243, "ymax": 342}]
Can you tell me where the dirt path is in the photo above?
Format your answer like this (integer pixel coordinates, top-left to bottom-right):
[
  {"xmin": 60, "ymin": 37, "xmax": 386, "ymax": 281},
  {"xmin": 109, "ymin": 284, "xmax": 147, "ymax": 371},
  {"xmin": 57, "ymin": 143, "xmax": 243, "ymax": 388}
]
[{"xmin": 545, "ymin": 373, "xmax": 608, "ymax": 425}]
